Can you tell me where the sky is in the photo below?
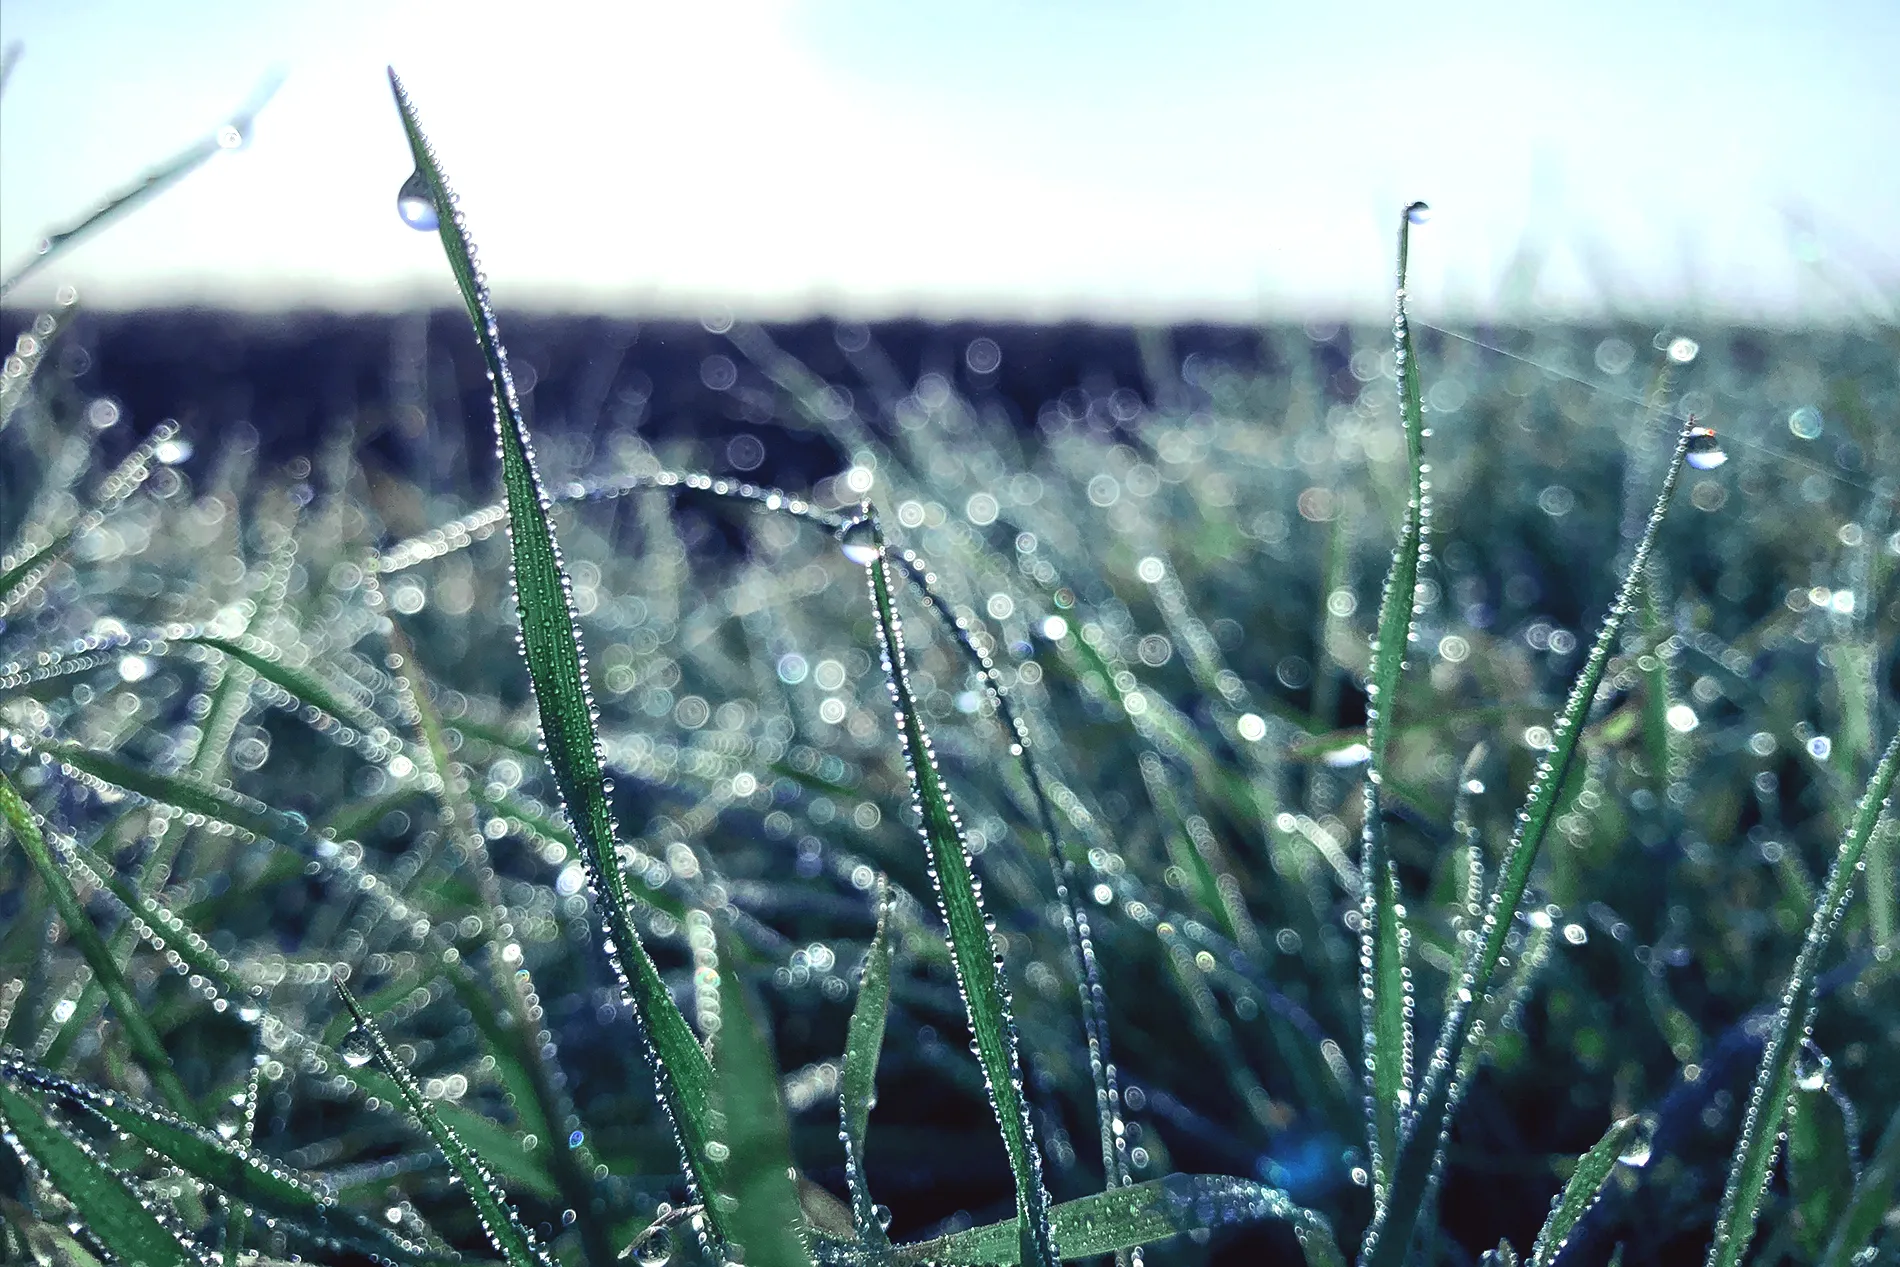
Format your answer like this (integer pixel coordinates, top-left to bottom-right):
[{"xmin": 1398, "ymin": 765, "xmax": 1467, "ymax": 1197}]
[{"xmin": 0, "ymin": 0, "xmax": 1895, "ymax": 322}]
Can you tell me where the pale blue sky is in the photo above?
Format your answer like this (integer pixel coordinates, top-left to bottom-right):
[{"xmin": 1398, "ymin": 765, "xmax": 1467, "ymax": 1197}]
[{"xmin": 1, "ymin": 0, "xmax": 1894, "ymax": 320}]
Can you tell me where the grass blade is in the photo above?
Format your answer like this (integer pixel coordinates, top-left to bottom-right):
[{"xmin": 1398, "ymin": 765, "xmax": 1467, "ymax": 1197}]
[
  {"xmin": 712, "ymin": 933, "xmax": 815, "ymax": 1267},
  {"xmin": 1527, "ymin": 1113, "xmax": 1645, "ymax": 1266},
  {"xmin": 0, "ymin": 768, "xmax": 197, "ymax": 1119},
  {"xmin": 1359, "ymin": 202, "xmax": 1431, "ymax": 1202},
  {"xmin": 1362, "ymin": 419, "xmax": 1700, "ymax": 1267},
  {"xmin": 840, "ymin": 874, "xmax": 896, "ymax": 1244},
  {"xmin": 891, "ymin": 1172, "xmax": 1344, "ymax": 1267},
  {"xmin": 1787, "ymin": 1066, "xmax": 1855, "ymax": 1258},
  {"xmin": 0, "ymin": 1080, "xmax": 199, "ymax": 1267},
  {"xmin": 858, "ymin": 511, "xmax": 1058, "ymax": 1267},
  {"xmin": 384, "ymin": 68, "xmax": 725, "ymax": 1232},
  {"xmin": 1820, "ymin": 1103, "xmax": 1900, "ymax": 1267},
  {"xmin": 1706, "ymin": 726, "xmax": 1899, "ymax": 1267},
  {"xmin": 336, "ymin": 981, "xmax": 551, "ymax": 1267}
]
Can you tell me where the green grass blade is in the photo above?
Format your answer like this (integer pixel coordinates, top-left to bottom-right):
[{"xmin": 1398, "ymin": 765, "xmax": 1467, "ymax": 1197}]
[
  {"xmin": 0, "ymin": 769, "xmax": 197, "ymax": 1119},
  {"xmin": 181, "ymin": 634, "xmax": 385, "ymax": 735},
  {"xmin": 891, "ymin": 1172, "xmax": 1344, "ymax": 1267},
  {"xmin": 0, "ymin": 1058, "xmax": 442, "ymax": 1265},
  {"xmin": 336, "ymin": 982, "xmax": 551, "ymax": 1267},
  {"xmin": 712, "ymin": 934, "xmax": 815, "ymax": 1267},
  {"xmin": 1527, "ymin": 1113, "xmax": 1645, "ymax": 1266},
  {"xmin": 384, "ymin": 68, "xmax": 724, "ymax": 1228},
  {"xmin": 1359, "ymin": 203, "xmax": 1431, "ymax": 1202},
  {"xmin": 1820, "ymin": 1103, "xmax": 1900, "ymax": 1267},
  {"xmin": 1706, "ymin": 726, "xmax": 1899, "ymax": 1267},
  {"xmin": 840, "ymin": 874, "xmax": 896, "ymax": 1243},
  {"xmin": 0, "ymin": 1080, "xmax": 199, "ymax": 1267},
  {"xmin": 858, "ymin": 512, "xmax": 1058, "ymax": 1267},
  {"xmin": 1362, "ymin": 419, "xmax": 1699, "ymax": 1267},
  {"xmin": 1787, "ymin": 1070, "xmax": 1855, "ymax": 1258}
]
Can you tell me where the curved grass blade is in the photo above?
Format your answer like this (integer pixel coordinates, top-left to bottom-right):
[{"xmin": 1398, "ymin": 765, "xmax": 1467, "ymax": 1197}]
[
  {"xmin": 891, "ymin": 1173, "xmax": 1344, "ymax": 1267},
  {"xmin": 840, "ymin": 874, "xmax": 895, "ymax": 1244},
  {"xmin": 180, "ymin": 634, "xmax": 385, "ymax": 736},
  {"xmin": 1527, "ymin": 1113, "xmax": 1645, "ymax": 1266},
  {"xmin": 1362, "ymin": 419, "xmax": 1700, "ymax": 1267},
  {"xmin": 0, "ymin": 75, "xmax": 279, "ymax": 299},
  {"xmin": 1787, "ymin": 1069, "xmax": 1855, "ymax": 1258},
  {"xmin": 712, "ymin": 935, "xmax": 815, "ymax": 1267},
  {"xmin": 0, "ymin": 769, "xmax": 197, "ymax": 1119},
  {"xmin": 0, "ymin": 1058, "xmax": 444, "ymax": 1265},
  {"xmin": 1358, "ymin": 202, "xmax": 1431, "ymax": 1202},
  {"xmin": 1705, "ymin": 727, "xmax": 1899, "ymax": 1267},
  {"xmin": 0, "ymin": 291, "xmax": 79, "ymax": 432},
  {"xmin": 336, "ymin": 982, "xmax": 551, "ymax": 1267},
  {"xmin": 385, "ymin": 68, "xmax": 724, "ymax": 1230},
  {"xmin": 0, "ymin": 1080, "xmax": 200, "ymax": 1267},
  {"xmin": 1820, "ymin": 1103, "xmax": 1900, "ymax": 1267},
  {"xmin": 858, "ymin": 512, "xmax": 1057, "ymax": 1267}
]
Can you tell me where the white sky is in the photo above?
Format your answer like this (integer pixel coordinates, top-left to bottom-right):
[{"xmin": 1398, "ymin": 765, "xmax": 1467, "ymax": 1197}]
[{"xmin": 1, "ymin": 0, "xmax": 1895, "ymax": 321}]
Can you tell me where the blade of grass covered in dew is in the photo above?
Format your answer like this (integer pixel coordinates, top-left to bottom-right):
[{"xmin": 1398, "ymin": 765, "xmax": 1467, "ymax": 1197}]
[
  {"xmin": 0, "ymin": 291, "xmax": 80, "ymax": 432},
  {"xmin": 385, "ymin": 69, "xmax": 726, "ymax": 1229},
  {"xmin": 0, "ymin": 74, "xmax": 280, "ymax": 300},
  {"xmin": 711, "ymin": 933, "xmax": 816, "ymax": 1267},
  {"xmin": 0, "ymin": 768, "xmax": 198, "ymax": 1120},
  {"xmin": 179, "ymin": 634, "xmax": 387, "ymax": 736},
  {"xmin": 1360, "ymin": 419, "xmax": 1700, "ymax": 1267},
  {"xmin": 336, "ymin": 982, "xmax": 551, "ymax": 1267},
  {"xmin": 1705, "ymin": 726, "xmax": 1899, "ymax": 1267},
  {"xmin": 891, "ymin": 1173, "xmax": 1344, "ymax": 1267},
  {"xmin": 840, "ymin": 874, "xmax": 896, "ymax": 1247},
  {"xmin": 0, "ymin": 419, "xmax": 177, "ymax": 615},
  {"xmin": 857, "ymin": 511, "xmax": 1058, "ymax": 1267},
  {"xmin": 890, "ymin": 543, "xmax": 1133, "ymax": 1200},
  {"xmin": 1820, "ymin": 1103, "xmax": 1900, "ymax": 1267},
  {"xmin": 385, "ymin": 621, "xmax": 616, "ymax": 1267},
  {"xmin": 1526, "ymin": 1113, "xmax": 1646, "ymax": 1267},
  {"xmin": 1786, "ymin": 1067, "xmax": 1855, "ymax": 1259},
  {"xmin": 0, "ymin": 1058, "xmax": 447, "ymax": 1266},
  {"xmin": 1358, "ymin": 202, "xmax": 1432, "ymax": 1205},
  {"xmin": 0, "ymin": 1080, "xmax": 199, "ymax": 1267},
  {"xmin": 219, "ymin": 1058, "xmax": 263, "ymax": 1267}
]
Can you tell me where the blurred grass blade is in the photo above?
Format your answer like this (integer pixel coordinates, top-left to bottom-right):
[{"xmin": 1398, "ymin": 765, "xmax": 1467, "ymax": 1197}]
[
  {"xmin": 182, "ymin": 634, "xmax": 384, "ymax": 734},
  {"xmin": 336, "ymin": 982, "xmax": 551, "ymax": 1267},
  {"xmin": 0, "ymin": 291, "xmax": 78, "ymax": 431},
  {"xmin": 712, "ymin": 934, "xmax": 816, "ymax": 1267},
  {"xmin": 891, "ymin": 1173, "xmax": 1344, "ymax": 1267},
  {"xmin": 0, "ymin": 1080, "xmax": 199, "ymax": 1267},
  {"xmin": 385, "ymin": 68, "xmax": 725, "ymax": 1228},
  {"xmin": 0, "ymin": 75, "xmax": 279, "ymax": 299},
  {"xmin": 0, "ymin": 768, "xmax": 197, "ymax": 1119},
  {"xmin": 860, "ymin": 512, "xmax": 1058, "ymax": 1267},
  {"xmin": 1821, "ymin": 1104, "xmax": 1900, "ymax": 1267},
  {"xmin": 1527, "ymin": 1113, "xmax": 1645, "ymax": 1266},
  {"xmin": 1359, "ymin": 202, "xmax": 1430, "ymax": 1200},
  {"xmin": 0, "ymin": 420, "xmax": 177, "ymax": 615},
  {"xmin": 0, "ymin": 1057, "xmax": 443, "ymax": 1265},
  {"xmin": 1706, "ymin": 727, "xmax": 1899, "ymax": 1267},
  {"xmin": 840, "ymin": 874, "xmax": 896, "ymax": 1243},
  {"xmin": 1363, "ymin": 420, "xmax": 1700, "ymax": 1267},
  {"xmin": 1787, "ymin": 1069, "xmax": 1855, "ymax": 1258}
]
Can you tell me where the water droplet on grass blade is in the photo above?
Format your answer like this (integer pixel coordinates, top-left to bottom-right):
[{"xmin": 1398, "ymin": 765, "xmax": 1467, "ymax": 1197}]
[
  {"xmin": 873, "ymin": 1203, "xmax": 893, "ymax": 1232},
  {"xmin": 1617, "ymin": 1116, "xmax": 1655, "ymax": 1167},
  {"xmin": 1685, "ymin": 427, "xmax": 1727, "ymax": 470},
  {"xmin": 397, "ymin": 170, "xmax": 439, "ymax": 231},
  {"xmin": 1405, "ymin": 201, "xmax": 1432, "ymax": 224},
  {"xmin": 340, "ymin": 1025, "xmax": 375, "ymax": 1068},
  {"xmin": 838, "ymin": 518, "xmax": 879, "ymax": 566},
  {"xmin": 619, "ymin": 1224, "xmax": 672, "ymax": 1266}
]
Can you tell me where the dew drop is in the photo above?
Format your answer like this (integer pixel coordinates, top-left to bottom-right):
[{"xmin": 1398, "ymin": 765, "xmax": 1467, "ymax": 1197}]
[
  {"xmin": 1685, "ymin": 427, "xmax": 1727, "ymax": 470},
  {"xmin": 873, "ymin": 1203, "xmax": 893, "ymax": 1233},
  {"xmin": 396, "ymin": 170, "xmax": 439, "ymax": 232},
  {"xmin": 838, "ymin": 517, "xmax": 880, "ymax": 566},
  {"xmin": 619, "ymin": 1224, "xmax": 672, "ymax": 1267},
  {"xmin": 1617, "ymin": 1116, "xmax": 1655, "ymax": 1168},
  {"xmin": 1405, "ymin": 201, "xmax": 1432, "ymax": 225},
  {"xmin": 339, "ymin": 1025, "xmax": 375, "ymax": 1069}
]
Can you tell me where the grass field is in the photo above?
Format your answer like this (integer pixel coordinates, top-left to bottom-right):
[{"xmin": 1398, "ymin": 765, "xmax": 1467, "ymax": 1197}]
[{"xmin": 0, "ymin": 73, "xmax": 1897, "ymax": 1267}]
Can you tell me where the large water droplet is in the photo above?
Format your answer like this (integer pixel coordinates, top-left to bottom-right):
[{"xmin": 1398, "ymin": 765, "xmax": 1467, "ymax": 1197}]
[
  {"xmin": 873, "ymin": 1203, "xmax": 893, "ymax": 1233},
  {"xmin": 339, "ymin": 1025, "xmax": 376, "ymax": 1069},
  {"xmin": 619, "ymin": 1224, "xmax": 672, "ymax": 1267},
  {"xmin": 397, "ymin": 170, "xmax": 439, "ymax": 232},
  {"xmin": 838, "ymin": 518, "xmax": 880, "ymax": 566},
  {"xmin": 1405, "ymin": 201, "xmax": 1432, "ymax": 225},
  {"xmin": 1685, "ymin": 427, "xmax": 1727, "ymax": 470},
  {"xmin": 1617, "ymin": 1115, "xmax": 1656, "ymax": 1168}
]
